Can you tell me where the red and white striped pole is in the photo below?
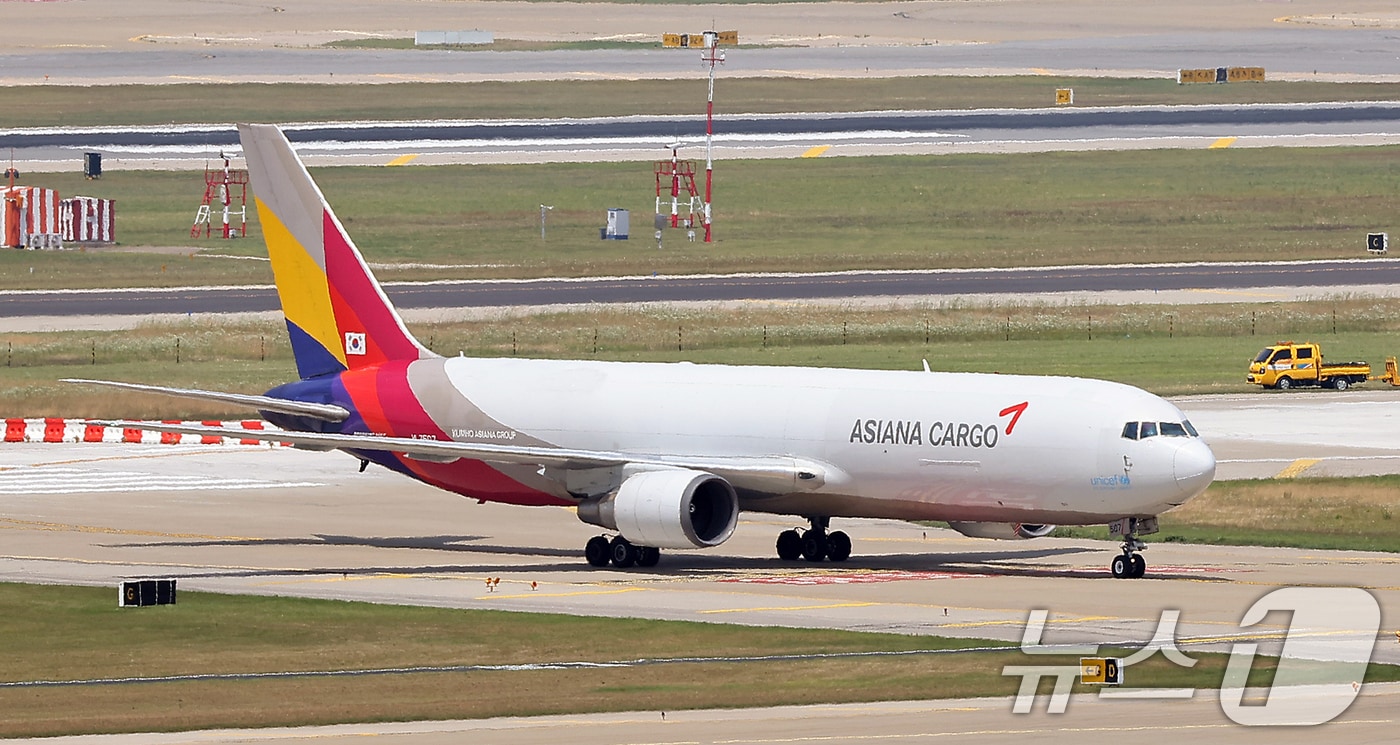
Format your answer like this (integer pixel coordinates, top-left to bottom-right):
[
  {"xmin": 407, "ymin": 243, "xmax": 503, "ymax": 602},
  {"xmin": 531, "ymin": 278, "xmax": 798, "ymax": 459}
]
[
  {"xmin": 220, "ymin": 153, "xmax": 232, "ymax": 239},
  {"xmin": 701, "ymin": 32, "xmax": 724, "ymax": 244},
  {"xmin": 670, "ymin": 142, "xmax": 681, "ymax": 228}
]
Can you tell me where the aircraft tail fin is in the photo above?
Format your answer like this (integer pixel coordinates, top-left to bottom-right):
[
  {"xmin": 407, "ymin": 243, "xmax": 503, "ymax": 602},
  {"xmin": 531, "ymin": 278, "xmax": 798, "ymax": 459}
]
[{"xmin": 237, "ymin": 123, "xmax": 434, "ymax": 379}]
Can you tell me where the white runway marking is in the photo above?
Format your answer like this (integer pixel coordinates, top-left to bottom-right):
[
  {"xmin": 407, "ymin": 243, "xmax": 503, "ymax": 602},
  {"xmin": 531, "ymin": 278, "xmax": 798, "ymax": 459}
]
[{"xmin": 0, "ymin": 465, "xmax": 323, "ymax": 494}]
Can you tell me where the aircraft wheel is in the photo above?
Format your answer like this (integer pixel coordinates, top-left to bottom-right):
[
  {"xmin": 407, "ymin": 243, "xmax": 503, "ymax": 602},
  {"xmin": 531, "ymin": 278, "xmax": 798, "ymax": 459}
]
[
  {"xmin": 776, "ymin": 529, "xmax": 803, "ymax": 561},
  {"xmin": 1130, "ymin": 554, "xmax": 1146, "ymax": 578},
  {"xmin": 1110, "ymin": 554, "xmax": 1129, "ymax": 578},
  {"xmin": 826, "ymin": 530, "xmax": 852, "ymax": 562},
  {"xmin": 609, "ymin": 536, "xmax": 638, "ymax": 568},
  {"xmin": 636, "ymin": 546, "xmax": 661, "ymax": 568},
  {"xmin": 585, "ymin": 535, "xmax": 611, "ymax": 567},
  {"xmin": 802, "ymin": 531, "xmax": 828, "ymax": 562}
]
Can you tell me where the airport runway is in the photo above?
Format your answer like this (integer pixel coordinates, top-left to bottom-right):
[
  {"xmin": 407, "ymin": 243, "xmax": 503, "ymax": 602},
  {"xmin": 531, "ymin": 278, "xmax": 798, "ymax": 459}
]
[
  {"xmin": 5, "ymin": 260, "xmax": 1400, "ymax": 327},
  {"xmin": 14, "ymin": 688, "xmax": 1400, "ymax": 745},
  {"xmin": 0, "ymin": 391, "xmax": 1395, "ymax": 654},
  {"xmin": 8, "ymin": 102, "xmax": 1400, "ymax": 170},
  {"xmin": 4, "ymin": 27, "xmax": 1400, "ymax": 87},
  {"xmin": 32, "ymin": 104, "xmax": 1400, "ymax": 151}
]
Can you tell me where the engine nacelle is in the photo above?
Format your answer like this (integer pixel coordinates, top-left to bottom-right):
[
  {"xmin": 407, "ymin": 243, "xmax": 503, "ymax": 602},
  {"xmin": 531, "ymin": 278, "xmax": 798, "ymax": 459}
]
[
  {"xmin": 947, "ymin": 521, "xmax": 1056, "ymax": 540},
  {"xmin": 577, "ymin": 469, "xmax": 739, "ymax": 549}
]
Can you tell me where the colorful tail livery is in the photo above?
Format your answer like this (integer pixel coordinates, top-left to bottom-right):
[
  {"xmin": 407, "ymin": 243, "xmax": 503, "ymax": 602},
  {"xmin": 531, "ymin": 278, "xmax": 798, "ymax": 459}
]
[
  {"xmin": 68, "ymin": 124, "xmax": 1215, "ymax": 578},
  {"xmin": 239, "ymin": 123, "xmax": 432, "ymax": 379}
]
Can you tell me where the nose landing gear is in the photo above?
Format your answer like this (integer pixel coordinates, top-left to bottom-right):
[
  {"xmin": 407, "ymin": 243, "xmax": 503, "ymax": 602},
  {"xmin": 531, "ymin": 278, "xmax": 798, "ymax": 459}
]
[
  {"xmin": 1108, "ymin": 516, "xmax": 1156, "ymax": 579},
  {"xmin": 776, "ymin": 517, "xmax": 851, "ymax": 562},
  {"xmin": 1111, "ymin": 542, "xmax": 1146, "ymax": 579}
]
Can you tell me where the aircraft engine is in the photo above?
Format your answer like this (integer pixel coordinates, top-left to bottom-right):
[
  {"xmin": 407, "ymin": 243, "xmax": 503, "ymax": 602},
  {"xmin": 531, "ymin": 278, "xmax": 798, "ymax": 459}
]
[
  {"xmin": 946, "ymin": 522, "xmax": 1056, "ymax": 540},
  {"xmin": 577, "ymin": 469, "xmax": 739, "ymax": 549}
]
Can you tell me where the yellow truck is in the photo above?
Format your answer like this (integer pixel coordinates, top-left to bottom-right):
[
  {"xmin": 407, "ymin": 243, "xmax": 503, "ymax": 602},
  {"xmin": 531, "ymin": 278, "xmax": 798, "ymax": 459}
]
[{"xmin": 1247, "ymin": 341, "xmax": 1378, "ymax": 390}]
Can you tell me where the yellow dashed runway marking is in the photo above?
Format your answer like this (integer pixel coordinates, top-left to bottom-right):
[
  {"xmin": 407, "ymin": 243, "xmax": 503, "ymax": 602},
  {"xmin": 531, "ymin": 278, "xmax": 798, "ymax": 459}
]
[
  {"xmin": 1209, "ymin": 137, "xmax": 1238, "ymax": 149},
  {"xmin": 386, "ymin": 154, "xmax": 420, "ymax": 166},
  {"xmin": 940, "ymin": 614, "xmax": 1113, "ymax": 630},
  {"xmin": 1275, "ymin": 458, "xmax": 1320, "ymax": 478},
  {"xmin": 700, "ymin": 601, "xmax": 878, "ymax": 615},
  {"xmin": 801, "ymin": 145, "xmax": 831, "ymax": 158},
  {"xmin": 257, "ymin": 572, "xmax": 422, "ymax": 587},
  {"xmin": 481, "ymin": 587, "xmax": 647, "ymax": 601},
  {"xmin": 0, "ymin": 517, "xmax": 254, "ymax": 542}
]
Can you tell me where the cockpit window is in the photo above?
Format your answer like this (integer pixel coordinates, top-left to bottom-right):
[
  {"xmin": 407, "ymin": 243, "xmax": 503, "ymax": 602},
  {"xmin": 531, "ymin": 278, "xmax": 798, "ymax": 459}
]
[{"xmin": 1124, "ymin": 420, "xmax": 1200, "ymax": 439}]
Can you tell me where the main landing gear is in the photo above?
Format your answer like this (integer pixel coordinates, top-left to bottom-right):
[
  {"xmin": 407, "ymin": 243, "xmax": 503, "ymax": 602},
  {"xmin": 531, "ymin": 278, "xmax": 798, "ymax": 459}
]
[
  {"xmin": 1108, "ymin": 516, "xmax": 1155, "ymax": 579},
  {"xmin": 585, "ymin": 535, "xmax": 659, "ymax": 569},
  {"xmin": 776, "ymin": 517, "xmax": 851, "ymax": 562}
]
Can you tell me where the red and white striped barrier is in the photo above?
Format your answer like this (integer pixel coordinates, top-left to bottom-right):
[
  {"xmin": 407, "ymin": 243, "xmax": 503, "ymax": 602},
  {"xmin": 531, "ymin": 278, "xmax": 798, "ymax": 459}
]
[
  {"xmin": 2, "ymin": 418, "xmax": 288, "ymax": 447},
  {"xmin": 1, "ymin": 186, "xmax": 61, "ymax": 248},
  {"xmin": 61, "ymin": 196, "xmax": 116, "ymax": 244}
]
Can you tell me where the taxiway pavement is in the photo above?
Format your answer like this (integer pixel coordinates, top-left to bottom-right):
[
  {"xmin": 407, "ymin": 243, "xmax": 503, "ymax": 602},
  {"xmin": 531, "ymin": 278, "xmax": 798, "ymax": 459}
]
[
  {"xmin": 5, "ymin": 260, "xmax": 1400, "ymax": 332},
  {"xmin": 13, "ymin": 688, "xmax": 1400, "ymax": 745},
  {"xmin": 1, "ymin": 389, "xmax": 1396, "ymax": 657},
  {"xmin": 1, "ymin": 395, "xmax": 1397, "ymax": 743},
  {"xmin": 4, "ymin": 0, "xmax": 1400, "ymax": 86}
]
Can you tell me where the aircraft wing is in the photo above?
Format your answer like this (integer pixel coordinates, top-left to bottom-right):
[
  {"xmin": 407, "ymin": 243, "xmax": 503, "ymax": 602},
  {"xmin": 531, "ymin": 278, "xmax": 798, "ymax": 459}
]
[
  {"xmin": 64, "ymin": 379, "xmax": 349, "ymax": 422},
  {"xmin": 94, "ymin": 420, "xmax": 832, "ymax": 494}
]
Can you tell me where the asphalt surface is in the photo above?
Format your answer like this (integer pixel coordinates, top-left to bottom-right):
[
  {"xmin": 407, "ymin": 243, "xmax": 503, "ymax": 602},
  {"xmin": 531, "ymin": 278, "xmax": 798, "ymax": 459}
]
[
  {"xmin": 1, "ymin": 396, "xmax": 1397, "ymax": 656},
  {"xmin": 7, "ymin": 103, "xmax": 1400, "ymax": 150},
  {"xmin": 13, "ymin": 690, "xmax": 1400, "ymax": 745},
  {"xmin": 6, "ymin": 28, "xmax": 1400, "ymax": 87},
  {"xmin": 5, "ymin": 260, "xmax": 1399, "ymax": 320},
  {"xmin": 3, "ymin": 388, "xmax": 1399, "ymax": 744},
  {"xmin": 8, "ymin": 102, "xmax": 1400, "ymax": 169}
]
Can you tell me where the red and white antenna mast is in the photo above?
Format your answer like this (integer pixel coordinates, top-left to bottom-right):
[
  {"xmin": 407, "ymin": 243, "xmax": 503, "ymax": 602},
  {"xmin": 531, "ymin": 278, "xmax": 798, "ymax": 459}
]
[
  {"xmin": 661, "ymin": 29, "xmax": 736, "ymax": 244},
  {"xmin": 191, "ymin": 153, "xmax": 248, "ymax": 239},
  {"xmin": 654, "ymin": 142, "xmax": 698, "ymax": 231},
  {"xmin": 699, "ymin": 31, "xmax": 723, "ymax": 243}
]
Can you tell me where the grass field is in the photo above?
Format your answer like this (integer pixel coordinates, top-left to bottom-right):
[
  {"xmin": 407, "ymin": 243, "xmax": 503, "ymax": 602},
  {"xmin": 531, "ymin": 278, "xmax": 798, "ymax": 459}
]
[
  {"xmin": 1053, "ymin": 475, "xmax": 1400, "ymax": 553},
  {"xmin": 8, "ymin": 78, "xmax": 1400, "ymax": 129},
  {"xmin": 2, "ymin": 583, "xmax": 1393, "ymax": 737},
  {"xmin": 8, "ymin": 298, "xmax": 1400, "ymax": 417},
  {"xmin": 9, "ymin": 145, "xmax": 1400, "ymax": 289}
]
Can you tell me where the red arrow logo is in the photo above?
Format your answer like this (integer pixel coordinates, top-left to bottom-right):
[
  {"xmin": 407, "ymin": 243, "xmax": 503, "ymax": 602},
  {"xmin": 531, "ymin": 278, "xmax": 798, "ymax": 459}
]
[{"xmin": 999, "ymin": 401, "xmax": 1029, "ymax": 435}]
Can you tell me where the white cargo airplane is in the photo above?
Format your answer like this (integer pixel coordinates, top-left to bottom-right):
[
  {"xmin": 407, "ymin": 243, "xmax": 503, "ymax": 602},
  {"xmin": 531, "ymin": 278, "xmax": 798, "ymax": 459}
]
[{"xmin": 70, "ymin": 124, "xmax": 1216, "ymax": 579}]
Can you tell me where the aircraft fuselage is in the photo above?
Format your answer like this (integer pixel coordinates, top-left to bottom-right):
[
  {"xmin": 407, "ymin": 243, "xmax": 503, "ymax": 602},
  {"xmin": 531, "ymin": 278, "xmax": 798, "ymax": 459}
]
[{"xmin": 265, "ymin": 356, "xmax": 1215, "ymax": 526}]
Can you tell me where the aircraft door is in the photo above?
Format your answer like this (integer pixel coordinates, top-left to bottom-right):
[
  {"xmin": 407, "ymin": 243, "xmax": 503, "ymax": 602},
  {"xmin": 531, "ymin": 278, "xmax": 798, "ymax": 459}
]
[{"xmin": 1098, "ymin": 422, "xmax": 1134, "ymax": 488}]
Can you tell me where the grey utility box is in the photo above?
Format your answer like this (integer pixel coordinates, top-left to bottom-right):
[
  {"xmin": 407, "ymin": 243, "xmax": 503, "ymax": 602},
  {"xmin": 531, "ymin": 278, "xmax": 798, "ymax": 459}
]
[{"xmin": 602, "ymin": 208, "xmax": 629, "ymax": 240}]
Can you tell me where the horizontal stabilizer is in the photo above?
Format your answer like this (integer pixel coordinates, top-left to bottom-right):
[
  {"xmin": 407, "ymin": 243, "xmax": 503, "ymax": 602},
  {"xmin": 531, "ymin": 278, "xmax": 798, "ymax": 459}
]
[
  {"xmin": 63, "ymin": 379, "xmax": 350, "ymax": 422},
  {"xmin": 94, "ymin": 420, "xmax": 835, "ymax": 495}
]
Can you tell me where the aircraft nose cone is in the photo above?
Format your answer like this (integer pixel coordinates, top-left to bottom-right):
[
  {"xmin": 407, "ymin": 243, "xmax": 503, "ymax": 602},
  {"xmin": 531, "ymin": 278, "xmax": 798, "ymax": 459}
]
[{"xmin": 1174, "ymin": 442, "xmax": 1216, "ymax": 497}]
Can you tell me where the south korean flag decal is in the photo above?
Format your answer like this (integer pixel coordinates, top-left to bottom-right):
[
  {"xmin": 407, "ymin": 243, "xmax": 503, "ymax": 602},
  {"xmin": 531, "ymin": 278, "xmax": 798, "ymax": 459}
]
[{"xmin": 344, "ymin": 331, "xmax": 367, "ymax": 356}]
